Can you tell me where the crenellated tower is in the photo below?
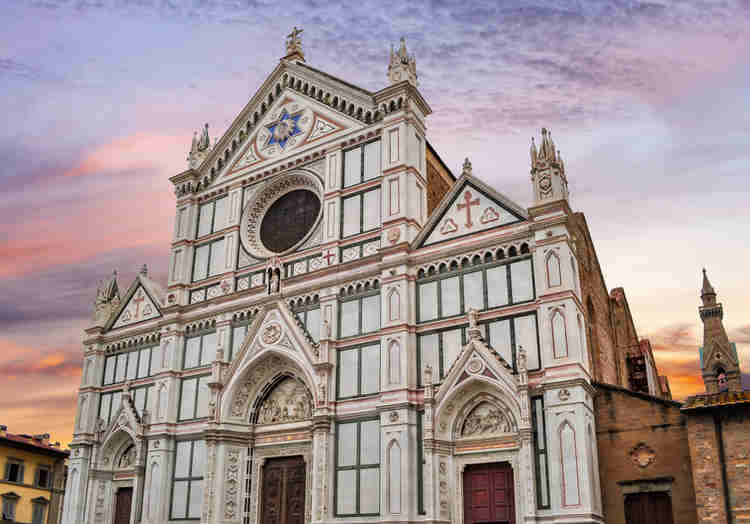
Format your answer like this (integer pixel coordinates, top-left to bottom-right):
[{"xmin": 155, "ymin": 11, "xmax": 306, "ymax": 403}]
[
  {"xmin": 699, "ymin": 269, "xmax": 742, "ymax": 393},
  {"xmin": 530, "ymin": 127, "xmax": 569, "ymax": 205}
]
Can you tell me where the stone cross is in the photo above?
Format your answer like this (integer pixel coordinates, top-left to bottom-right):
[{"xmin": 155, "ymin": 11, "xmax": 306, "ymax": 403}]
[{"xmin": 457, "ymin": 190, "xmax": 480, "ymax": 228}]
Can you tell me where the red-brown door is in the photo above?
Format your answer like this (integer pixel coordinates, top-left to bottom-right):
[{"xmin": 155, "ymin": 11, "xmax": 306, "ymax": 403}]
[
  {"xmin": 624, "ymin": 492, "xmax": 673, "ymax": 524},
  {"xmin": 261, "ymin": 456, "xmax": 306, "ymax": 524},
  {"xmin": 113, "ymin": 487, "xmax": 132, "ymax": 524},
  {"xmin": 463, "ymin": 462, "xmax": 514, "ymax": 524}
]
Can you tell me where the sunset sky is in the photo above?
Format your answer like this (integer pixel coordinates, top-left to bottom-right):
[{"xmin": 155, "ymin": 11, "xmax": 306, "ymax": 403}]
[{"xmin": 1, "ymin": 0, "xmax": 748, "ymax": 447}]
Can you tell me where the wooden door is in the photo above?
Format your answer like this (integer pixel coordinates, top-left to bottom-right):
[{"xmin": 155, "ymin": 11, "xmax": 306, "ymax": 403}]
[
  {"xmin": 624, "ymin": 492, "xmax": 673, "ymax": 524},
  {"xmin": 261, "ymin": 456, "xmax": 306, "ymax": 524},
  {"xmin": 463, "ymin": 462, "xmax": 515, "ymax": 524},
  {"xmin": 113, "ymin": 487, "xmax": 132, "ymax": 524}
]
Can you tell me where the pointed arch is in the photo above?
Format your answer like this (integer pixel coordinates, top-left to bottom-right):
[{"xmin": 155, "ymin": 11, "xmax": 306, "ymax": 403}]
[
  {"xmin": 559, "ymin": 420, "xmax": 580, "ymax": 507},
  {"xmin": 77, "ymin": 396, "xmax": 87, "ymax": 430},
  {"xmin": 546, "ymin": 250, "xmax": 562, "ymax": 287},
  {"xmin": 387, "ymin": 439, "xmax": 401, "ymax": 514},
  {"xmin": 147, "ymin": 461, "xmax": 161, "ymax": 519},
  {"xmin": 387, "ymin": 287, "xmax": 401, "ymax": 321},
  {"xmin": 552, "ymin": 308, "xmax": 569, "ymax": 358},
  {"xmin": 156, "ymin": 383, "xmax": 167, "ymax": 421},
  {"xmin": 388, "ymin": 340, "xmax": 400, "ymax": 385}
]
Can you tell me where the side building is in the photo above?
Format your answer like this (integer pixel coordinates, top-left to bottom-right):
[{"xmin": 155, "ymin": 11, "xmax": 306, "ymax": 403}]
[
  {"xmin": 63, "ymin": 32, "xmax": 684, "ymax": 524},
  {"xmin": 0, "ymin": 427, "xmax": 69, "ymax": 524}
]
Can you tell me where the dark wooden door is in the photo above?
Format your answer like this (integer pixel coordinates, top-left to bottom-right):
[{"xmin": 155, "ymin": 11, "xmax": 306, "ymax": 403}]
[
  {"xmin": 261, "ymin": 456, "xmax": 306, "ymax": 524},
  {"xmin": 463, "ymin": 462, "xmax": 514, "ymax": 524},
  {"xmin": 113, "ymin": 487, "xmax": 132, "ymax": 524},
  {"xmin": 624, "ymin": 492, "xmax": 673, "ymax": 524}
]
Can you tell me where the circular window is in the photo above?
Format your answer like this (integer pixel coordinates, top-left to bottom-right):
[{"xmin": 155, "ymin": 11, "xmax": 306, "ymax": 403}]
[{"xmin": 259, "ymin": 189, "xmax": 321, "ymax": 253}]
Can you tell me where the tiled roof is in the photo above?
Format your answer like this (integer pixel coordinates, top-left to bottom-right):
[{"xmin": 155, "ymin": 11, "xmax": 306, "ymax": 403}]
[
  {"xmin": 681, "ymin": 390, "xmax": 750, "ymax": 412},
  {"xmin": 0, "ymin": 433, "xmax": 69, "ymax": 456}
]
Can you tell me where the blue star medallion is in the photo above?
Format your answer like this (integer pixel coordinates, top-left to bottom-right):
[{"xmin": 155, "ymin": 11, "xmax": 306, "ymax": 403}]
[{"xmin": 265, "ymin": 109, "xmax": 303, "ymax": 149}]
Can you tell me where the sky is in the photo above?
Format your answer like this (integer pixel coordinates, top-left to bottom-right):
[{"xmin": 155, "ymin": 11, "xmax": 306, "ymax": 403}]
[{"xmin": 1, "ymin": 0, "xmax": 749, "ymax": 447}]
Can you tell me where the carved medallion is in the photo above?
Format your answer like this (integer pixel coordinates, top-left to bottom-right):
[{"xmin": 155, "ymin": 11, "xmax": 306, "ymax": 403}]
[
  {"xmin": 630, "ymin": 442, "xmax": 655, "ymax": 468},
  {"xmin": 387, "ymin": 227, "xmax": 401, "ymax": 244},
  {"xmin": 262, "ymin": 323, "xmax": 282, "ymax": 345}
]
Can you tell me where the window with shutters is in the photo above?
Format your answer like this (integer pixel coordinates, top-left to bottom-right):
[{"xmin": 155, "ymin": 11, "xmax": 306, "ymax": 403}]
[
  {"xmin": 1, "ymin": 493, "xmax": 19, "ymax": 520},
  {"xmin": 4, "ymin": 460, "xmax": 24, "ymax": 483},
  {"xmin": 31, "ymin": 499, "xmax": 48, "ymax": 524},
  {"xmin": 35, "ymin": 467, "xmax": 51, "ymax": 488}
]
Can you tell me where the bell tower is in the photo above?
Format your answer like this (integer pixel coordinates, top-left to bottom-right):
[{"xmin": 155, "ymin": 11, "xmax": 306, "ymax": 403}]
[
  {"xmin": 699, "ymin": 269, "xmax": 742, "ymax": 393},
  {"xmin": 530, "ymin": 128, "xmax": 569, "ymax": 205}
]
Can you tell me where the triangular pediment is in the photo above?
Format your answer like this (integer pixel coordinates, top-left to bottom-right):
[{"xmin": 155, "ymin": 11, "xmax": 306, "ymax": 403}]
[
  {"xmin": 222, "ymin": 300, "xmax": 319, "ymax": 388},
  {"xmin": 414, "ymin": 173, "xmax": 528, "ymax": 248},
  {"xmin": 108, "ymin": 275, "xmax": 163, "ymax": 330},
  {"xmin": 192, "ymin": 60, "xmax": 376, "ymax": 189},
  {"xmin": 434, "ymin": 335, "xmax": 517, "ymax": 406},
  {"xmin": 223, "ymin": 91, "xmax": 359, "ymax": 180}
]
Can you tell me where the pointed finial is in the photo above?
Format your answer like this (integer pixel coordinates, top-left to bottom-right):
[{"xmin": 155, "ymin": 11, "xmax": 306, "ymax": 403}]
[
  {"xmin": 701, "ymin": 268, "xmax": 715, "ymax": 296},
  {"xmin": 140, "ymin": 264, "xmax": 148, "ymax": 276},
  {"xmin": 530, "ymin": 137, "xmax": 537, "ymax": 168},
  {"xmin": 462, "ymin": 157, "xmax": 472, "ymax": 176}
]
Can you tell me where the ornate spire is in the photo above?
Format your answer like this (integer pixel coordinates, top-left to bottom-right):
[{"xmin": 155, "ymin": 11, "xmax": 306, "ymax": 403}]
[
  {"xmin": 140, "ymin": 264, "xmax": 148, "ymax": 276},
  {"xmin": 701, "ymin": 268, "xmax": 716, "ymax": 304},
  {"xmin": 698, "ymin": 269, "xmax": 741, "ymax": 393},
  {"xmin": 187, "ymin": 123, "xmax": 212, "ymax": 169},
  {"xmin": 92, "ymin": 270, "xmax": 120, "ymax": 325},
  {"xmin": 388, "ymin": 37, "xmax": 418, "ymax": 86},
  {"xmin": 530, "ymin": 127, "xmax": 568, "ymax": 205},
  {"xmin": 284, "ymin": 27, "xmax": 305, "ymax": 61}
]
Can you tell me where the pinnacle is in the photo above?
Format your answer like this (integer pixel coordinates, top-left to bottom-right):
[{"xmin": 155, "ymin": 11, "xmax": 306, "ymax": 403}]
[{"xmin": 701, "ymin": 268, "xmax": 715, "ymax": 296}]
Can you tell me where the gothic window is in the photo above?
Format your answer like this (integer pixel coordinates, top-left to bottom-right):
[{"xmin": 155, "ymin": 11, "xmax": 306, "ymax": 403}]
[
  {"xmin": 4, "ymin": 460, "xmax": 23, "ymax": 483},
  {"xmin": 546, "ymin": 251, "xmax": 562, "ymax": 287},
  {"xmin": 552, "ymin": 309, "xmax": 569, "ymax": 358},
  {"xmin": 178, "ymin": 375, "xmax": 211, "ymax": 421},
  {"xmin": 335, "ymin": 419, "xmax": 380, "ymax": 516},
  {"xmin": 102, "ymin": 346, "xmax": 156, "ymax": 386},
  {"xmin": 341, "ymin": 187, "xmax": 381, "ymax": 238},
  {"xmin": 388, "ymin": 341, "xmax": 400, "ymax": 385},
  {"xmin": 170, "ymin": 440, "xmax": 205, "ymax": 520},
  {"xmin": 196, "ymin": 196, "xmax": 228, "ymax": 238},
  {"xmin": 416, "ymin": 257, "xmax": 534, "ymax": 322},
  {"xmin": 1, "ymin": 493, "xmax": 19, "ymax": 521},
  {"xmin": 338, "ymin": 292, "xmax": 380, "ymax": 338},
  {"xmin": 343, "ymin": 140, "xmax": 381, "ymax": 187},
  {"xmin": 387, "ymin": 441, "xmax": 401, "ymax": 514},
  {"xmin": 387, "ymin": 288, "xmax": 400, "ymax": 321},
  {"xmin": 293, "ymin": 303, "xmax": 321, "ymax": 343},
  {"xmin": 418, "ymin": 325, "xmax": 473, "ymax": 383},
  {"xmin": 229, "ymin": 318, "xmax": 255, "ymax": 362},
  {"xmin": 192, "ymin": 237, "xmax": 226, "ymax": 281},
  {"xmin": 531, "ymin": 396, "xmax": 550, "ymax": 509},
  {"xmin": 337, "ymin": 343, "xmax": 380, "ymax": 399},
  {"xmin": 182, "ymin": 331, "xmax": 217, "ymax": 369},
  {"xmin": 560, "ymin": 421, "xmax": 581, "ymax": 507}
]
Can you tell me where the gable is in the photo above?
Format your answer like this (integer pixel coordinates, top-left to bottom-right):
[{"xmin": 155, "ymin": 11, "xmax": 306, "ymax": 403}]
[
  {"xmin": 420, "ymin": 179, "xmax": 526, "ymax": 247},
  {"xmin": 111, "ymin": 284, "xmax": 161, "ymax": 329},
  {"xmin": 224, "ymin": 91, "xmax": 356, "ymax": 180}
]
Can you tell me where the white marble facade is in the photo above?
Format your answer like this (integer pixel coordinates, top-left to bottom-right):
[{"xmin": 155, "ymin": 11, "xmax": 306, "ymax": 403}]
[{"xmin": 63, "ymin": 36, "xmax": 603, "ymax": 524}]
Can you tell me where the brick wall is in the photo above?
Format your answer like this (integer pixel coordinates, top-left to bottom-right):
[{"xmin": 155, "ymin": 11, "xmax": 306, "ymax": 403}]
[
  {"xmin": 686, "ymin": 408, "xmax": 750, "ymax": 524},
  {"xmin": 594, "ymin": 383, "xmax": 697, "ymax": 524}
]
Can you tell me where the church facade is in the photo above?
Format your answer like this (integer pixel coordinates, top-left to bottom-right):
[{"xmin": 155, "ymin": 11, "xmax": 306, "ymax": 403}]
[{"xmin": 62, "ymin": 31, "xmax": 695, "ymax": 524}]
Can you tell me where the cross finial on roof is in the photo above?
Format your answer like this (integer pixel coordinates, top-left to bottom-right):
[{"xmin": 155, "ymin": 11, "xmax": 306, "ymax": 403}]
[{"xmin": 285, "ymin": 27, "xmax": 305, "ymax": 61}]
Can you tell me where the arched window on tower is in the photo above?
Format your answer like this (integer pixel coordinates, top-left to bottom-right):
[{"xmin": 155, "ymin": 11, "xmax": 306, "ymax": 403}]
[
  {"xmin": 546, "ymin": 251, "xmax": 562, "ymax": 288},
  {"xmin": 552, "ymin": 309, "xmax": 568, "ymax": 358},
  {"xmin": 716, "ymin": 367, "xmax": 728, "ymax": 392}
]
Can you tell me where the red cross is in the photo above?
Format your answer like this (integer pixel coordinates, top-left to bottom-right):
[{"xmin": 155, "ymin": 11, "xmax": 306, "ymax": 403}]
[
  {"xmin": 457, "ymin": 190, "xmax": 480, "ymax": 228},
  {"xmin": 132, "ymin": 291, "xmax": 145, "ymax": 319},
  {"xmin": 322, "ymin": 249, "xmax": 336, "ymax": 265}
]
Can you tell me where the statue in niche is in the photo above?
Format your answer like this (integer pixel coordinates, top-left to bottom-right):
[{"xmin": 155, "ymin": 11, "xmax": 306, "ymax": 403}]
[
  {"xmin": 257, "ymin": 378, "xmax": 312, "ymax": 425},
  {"xmin": 461, "ymin": 402, "xmax": 511, "ymax": 437}
]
